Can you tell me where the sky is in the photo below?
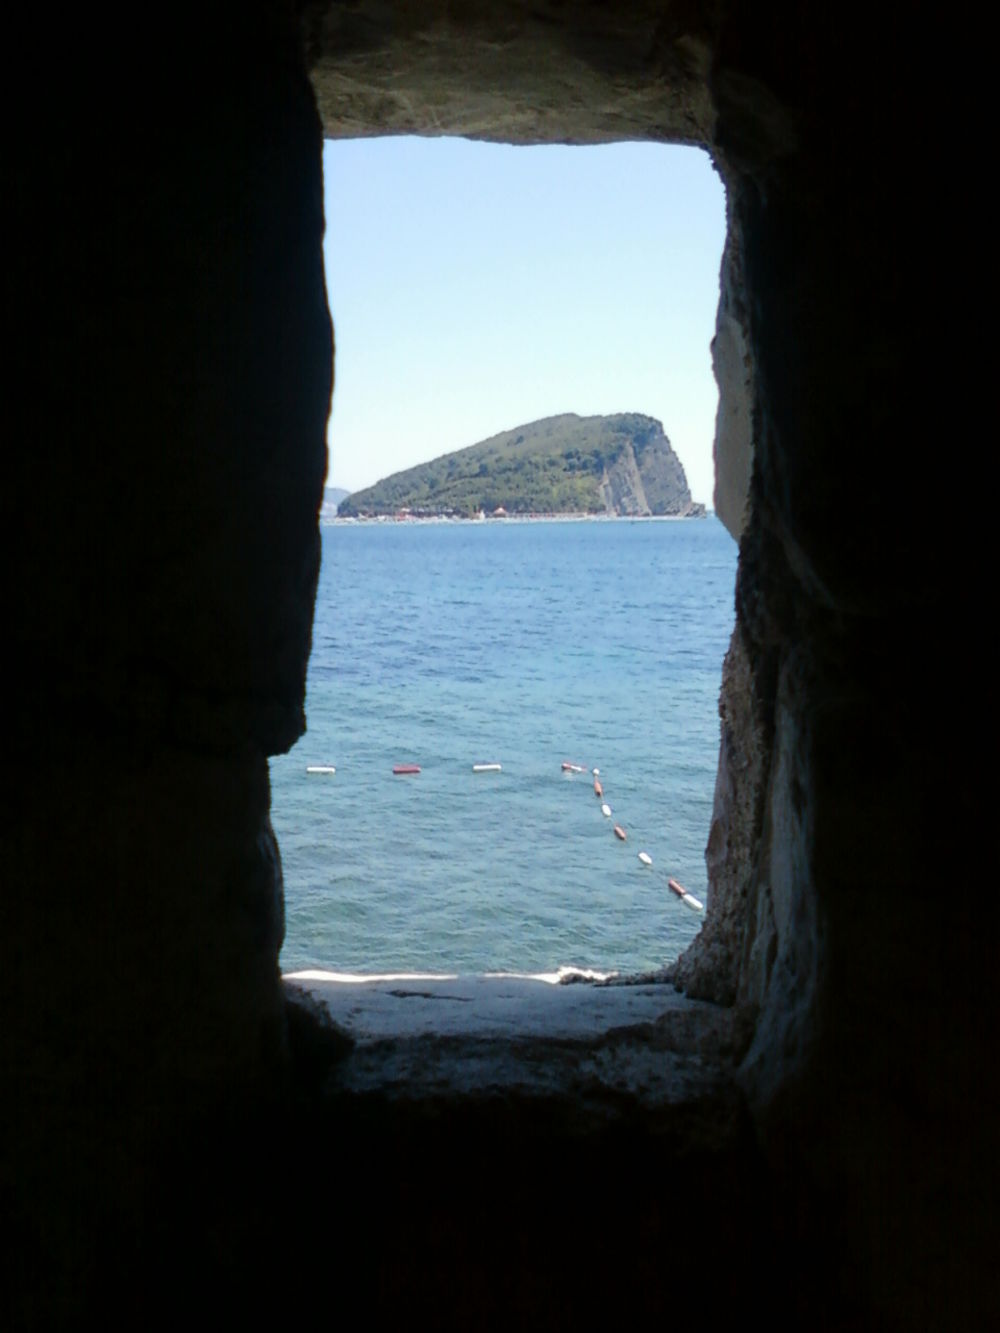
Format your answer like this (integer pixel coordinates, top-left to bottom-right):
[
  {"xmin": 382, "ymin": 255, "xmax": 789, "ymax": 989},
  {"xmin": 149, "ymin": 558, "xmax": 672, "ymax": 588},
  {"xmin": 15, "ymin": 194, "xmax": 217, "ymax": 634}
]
[{"xmin": 322, "ymin": 137, "xmax": 727, "ymax": 505}]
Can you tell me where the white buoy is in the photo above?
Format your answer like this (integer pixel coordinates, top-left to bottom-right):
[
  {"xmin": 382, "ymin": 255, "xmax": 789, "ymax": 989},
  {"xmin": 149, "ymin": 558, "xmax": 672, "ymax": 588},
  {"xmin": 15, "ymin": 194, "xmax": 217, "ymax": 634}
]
[
  {"xmin": 306, "ymin": 765, "xmax": 336, "ymax": 774},
  {"xmin": 638, "ymin": 851, "xmax": 653, "ymax": 867},
  {"xmin": 668, "ymin": 876, "xmax": 703, "ymax": 911},
  {"xmin": 472, "ymin": 763, "xmax": 502, "ymax": 772},
  {"xmin": 592, "ymin": 767, "xmax": 600, "ymax": 776},
  {"xmin": 601, "ymin": 803, "xmax": 612, "ymax": 818}
]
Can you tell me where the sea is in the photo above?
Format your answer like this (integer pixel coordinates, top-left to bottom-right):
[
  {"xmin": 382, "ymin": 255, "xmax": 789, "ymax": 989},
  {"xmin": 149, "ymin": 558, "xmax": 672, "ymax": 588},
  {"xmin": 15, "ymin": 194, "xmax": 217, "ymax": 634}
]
[{"xmin": 270, "ymin": 515, "xmax": 737, "ymax": 979}]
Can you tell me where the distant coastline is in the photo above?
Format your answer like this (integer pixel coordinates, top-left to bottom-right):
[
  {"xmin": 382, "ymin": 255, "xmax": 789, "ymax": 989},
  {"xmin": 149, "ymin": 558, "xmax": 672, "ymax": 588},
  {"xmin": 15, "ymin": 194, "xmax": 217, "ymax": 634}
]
[
  {"xmin": 329, "ymin": 510, "xmax": 710, "ymax": 525},
  {"xmin": 336, "ymin": 412, "xmax": 704, "ymax": 520}
]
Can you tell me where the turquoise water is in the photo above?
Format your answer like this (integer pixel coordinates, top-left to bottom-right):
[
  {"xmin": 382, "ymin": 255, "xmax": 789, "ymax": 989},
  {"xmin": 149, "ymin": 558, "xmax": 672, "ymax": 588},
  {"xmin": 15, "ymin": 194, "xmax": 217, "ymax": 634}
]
[{"xmin": 271, "ymin": 517, "xmax": 737, "ymax": 976}]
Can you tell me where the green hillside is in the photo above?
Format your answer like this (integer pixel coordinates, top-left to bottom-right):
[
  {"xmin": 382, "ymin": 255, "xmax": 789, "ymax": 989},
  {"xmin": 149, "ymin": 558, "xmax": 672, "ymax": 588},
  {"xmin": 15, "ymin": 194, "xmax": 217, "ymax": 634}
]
[{"xmin": 337, "ymin": 413, "xmax": 703, "ymax": 518}]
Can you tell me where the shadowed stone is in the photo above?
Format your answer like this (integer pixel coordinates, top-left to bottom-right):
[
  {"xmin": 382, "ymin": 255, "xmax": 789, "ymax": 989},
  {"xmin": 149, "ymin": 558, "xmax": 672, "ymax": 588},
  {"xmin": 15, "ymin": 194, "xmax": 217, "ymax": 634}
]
[{"xmin": 1, "ymin": 2, "xmax": 991, "ymax": 1328}]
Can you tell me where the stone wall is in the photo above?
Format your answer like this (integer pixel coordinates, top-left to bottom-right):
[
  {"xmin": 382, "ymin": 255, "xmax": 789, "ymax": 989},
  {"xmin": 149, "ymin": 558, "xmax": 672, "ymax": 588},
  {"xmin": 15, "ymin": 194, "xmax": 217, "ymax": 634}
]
[
  {"xmin": 2, "ymin": 2, "xmax": 991, "ymax": 1328},
  {"xmin": 3, "ymin": 6, "xmax": 332, "ymax": 1318}
]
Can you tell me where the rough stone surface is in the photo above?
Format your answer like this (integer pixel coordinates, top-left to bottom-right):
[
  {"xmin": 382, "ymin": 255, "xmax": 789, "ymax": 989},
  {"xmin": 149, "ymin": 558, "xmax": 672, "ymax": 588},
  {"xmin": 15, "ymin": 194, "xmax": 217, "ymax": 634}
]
[
  {"xmin": 286, "ymin": 974, "xmax": 736, "ymax": 1110},
  {"xmin": 710, "ymin": 211, "xmax": 753, "ymax": 537},
  {"xmin": 670, "ymin": 621, "xmax": 765, "ymax": 1016},
  {"xmin": 303, "ymin": 0, "xmax": 716, "ymax": 145}
]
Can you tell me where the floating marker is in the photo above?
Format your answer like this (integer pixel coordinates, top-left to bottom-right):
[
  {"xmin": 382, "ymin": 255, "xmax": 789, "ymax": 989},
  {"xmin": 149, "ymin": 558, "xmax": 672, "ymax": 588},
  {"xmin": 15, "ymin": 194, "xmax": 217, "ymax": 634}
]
[
  {"xmin": 592, "ymin": 768, "xmax": 600, "ymax": 776},
  {"xmin": 668, "ymin": 876, "xmax": 703, "ymax": 912},
  {"xmin": 613, "ymin": 824, "xmax": 627, "ymax": 841},
  {"xmin": 638, "ymin": 851, "xmax": 653, "ymax": 867},
  {"xmin": 306, "ymin": 765, "xmax": 336, "ymax": 775},
  {"xmin": 561, "ymin": 761, "xmax": 588, "ymax": 773},
  {"xmin": 392, "ymin": 764, "xmax": 421, "ymax": 775},
  {"xmin": 472, "ymin": 763, "xmax": 502, "ymax": 773},
  {"xmin": 601, "ymin": 803, "xmax": 612, "ymax": 818},
  {"xmin": 594, "ymin": 779, "xmax": 604, "ymax": 798}
]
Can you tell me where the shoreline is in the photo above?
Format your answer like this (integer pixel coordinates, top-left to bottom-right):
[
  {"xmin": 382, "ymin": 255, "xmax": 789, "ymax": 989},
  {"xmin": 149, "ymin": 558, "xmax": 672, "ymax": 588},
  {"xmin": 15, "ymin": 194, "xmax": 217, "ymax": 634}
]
[{"xmin": 326, "ymin": 510, "xmax": 712, "ymax": 526}]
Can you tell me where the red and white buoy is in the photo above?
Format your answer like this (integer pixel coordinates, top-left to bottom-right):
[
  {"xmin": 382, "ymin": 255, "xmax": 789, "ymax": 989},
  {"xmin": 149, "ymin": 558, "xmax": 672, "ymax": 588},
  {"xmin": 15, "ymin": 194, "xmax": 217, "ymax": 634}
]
[{"xmin": 667, "ymin": 877, "xmax": 703, "ymax": 912}]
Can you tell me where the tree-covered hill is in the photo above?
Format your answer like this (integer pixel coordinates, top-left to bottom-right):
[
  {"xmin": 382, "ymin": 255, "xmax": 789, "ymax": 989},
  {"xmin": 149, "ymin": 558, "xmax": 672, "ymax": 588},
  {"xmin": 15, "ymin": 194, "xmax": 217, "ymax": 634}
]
[{"xmin": 337, "ymin": 414, "xmax": 704, "ymax": 518}]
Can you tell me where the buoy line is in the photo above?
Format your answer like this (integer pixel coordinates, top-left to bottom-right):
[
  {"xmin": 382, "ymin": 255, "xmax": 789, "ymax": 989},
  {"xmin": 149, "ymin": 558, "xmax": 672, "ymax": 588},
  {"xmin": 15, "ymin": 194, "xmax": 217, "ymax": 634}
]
[
  {"xmin": 559, "ymin": 760, "xmax": 704, "ymax": 911},
  {"xmin": 301, "ymin": 758, "xmax": 703, "ymax": 907},
  {"xmin": 302, "ymin": 755, "xmax": 706, "ymax": 913}
]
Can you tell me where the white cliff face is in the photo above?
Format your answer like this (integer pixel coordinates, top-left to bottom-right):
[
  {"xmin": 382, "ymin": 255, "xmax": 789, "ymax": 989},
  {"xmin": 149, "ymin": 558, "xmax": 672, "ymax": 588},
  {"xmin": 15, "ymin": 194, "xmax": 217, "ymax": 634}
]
[
  {"xmin": 598, "ymin": 441, "xmax": 651, "ymax": 515},
  {"xmin": 596, "ymin": 434, "xmax": 702, "ymax": 517}
]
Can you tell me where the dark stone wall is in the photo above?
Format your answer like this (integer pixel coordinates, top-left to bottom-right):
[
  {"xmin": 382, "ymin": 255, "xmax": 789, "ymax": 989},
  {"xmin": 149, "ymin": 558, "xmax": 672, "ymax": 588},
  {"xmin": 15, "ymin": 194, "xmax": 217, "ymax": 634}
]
[
  {"xmin": 703, "ymin": 11, "xmax": 991, "ymax": 1326},
  {"xmin": 5, "ymin": 8, "xmax": 332, "ymax": 757},
  {"xmin": 1, "ymin": 2, "xmax": 992, "ymax": 1328},
  {"xmin": 2, "ymin": 5, "xmax": 332, "ymax": 1320}
]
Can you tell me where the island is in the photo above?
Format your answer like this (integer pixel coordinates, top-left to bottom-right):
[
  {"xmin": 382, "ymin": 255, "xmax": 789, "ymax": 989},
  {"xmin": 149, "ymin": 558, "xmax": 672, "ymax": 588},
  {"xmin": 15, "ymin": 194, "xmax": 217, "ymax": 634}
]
[
  {"xmin": 320, "ymin": 486, "xmax": 350, "ymax": 520},
  {"xmin": 335, "ymin": 413, "xmax": 706, "ymax": 519}
]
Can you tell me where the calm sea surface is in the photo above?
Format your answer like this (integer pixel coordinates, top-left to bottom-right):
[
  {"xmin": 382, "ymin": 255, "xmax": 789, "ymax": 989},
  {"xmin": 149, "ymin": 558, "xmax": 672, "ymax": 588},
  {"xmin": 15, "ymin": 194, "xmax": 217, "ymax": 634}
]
[{"xmin": 271, "ymin": 516, "xmax": 737, "ymax": 977}]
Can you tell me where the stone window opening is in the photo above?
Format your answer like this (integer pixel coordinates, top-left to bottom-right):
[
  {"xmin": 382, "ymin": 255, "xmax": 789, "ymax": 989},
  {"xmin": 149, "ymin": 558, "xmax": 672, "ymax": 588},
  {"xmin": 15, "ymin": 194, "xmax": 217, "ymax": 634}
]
[{"xmin": 274, "ymin": 135, "xmax": 736, "ymax": 1023}]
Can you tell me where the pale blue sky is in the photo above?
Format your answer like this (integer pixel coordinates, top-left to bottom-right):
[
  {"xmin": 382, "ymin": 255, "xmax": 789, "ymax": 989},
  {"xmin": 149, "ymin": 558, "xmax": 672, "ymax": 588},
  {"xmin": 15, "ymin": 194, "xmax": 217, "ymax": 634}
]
[{"xmin": 322, "ymin": 138, "xmax": 726, "ymax": 505}]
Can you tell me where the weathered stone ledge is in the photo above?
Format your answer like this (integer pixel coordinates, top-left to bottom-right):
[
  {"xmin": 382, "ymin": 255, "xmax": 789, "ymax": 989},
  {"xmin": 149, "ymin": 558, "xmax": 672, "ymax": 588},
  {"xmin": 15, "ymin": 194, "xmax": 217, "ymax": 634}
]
[{"xmin": 284, "ymin": 974, "xmax": 740, "ymax": 1126}]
